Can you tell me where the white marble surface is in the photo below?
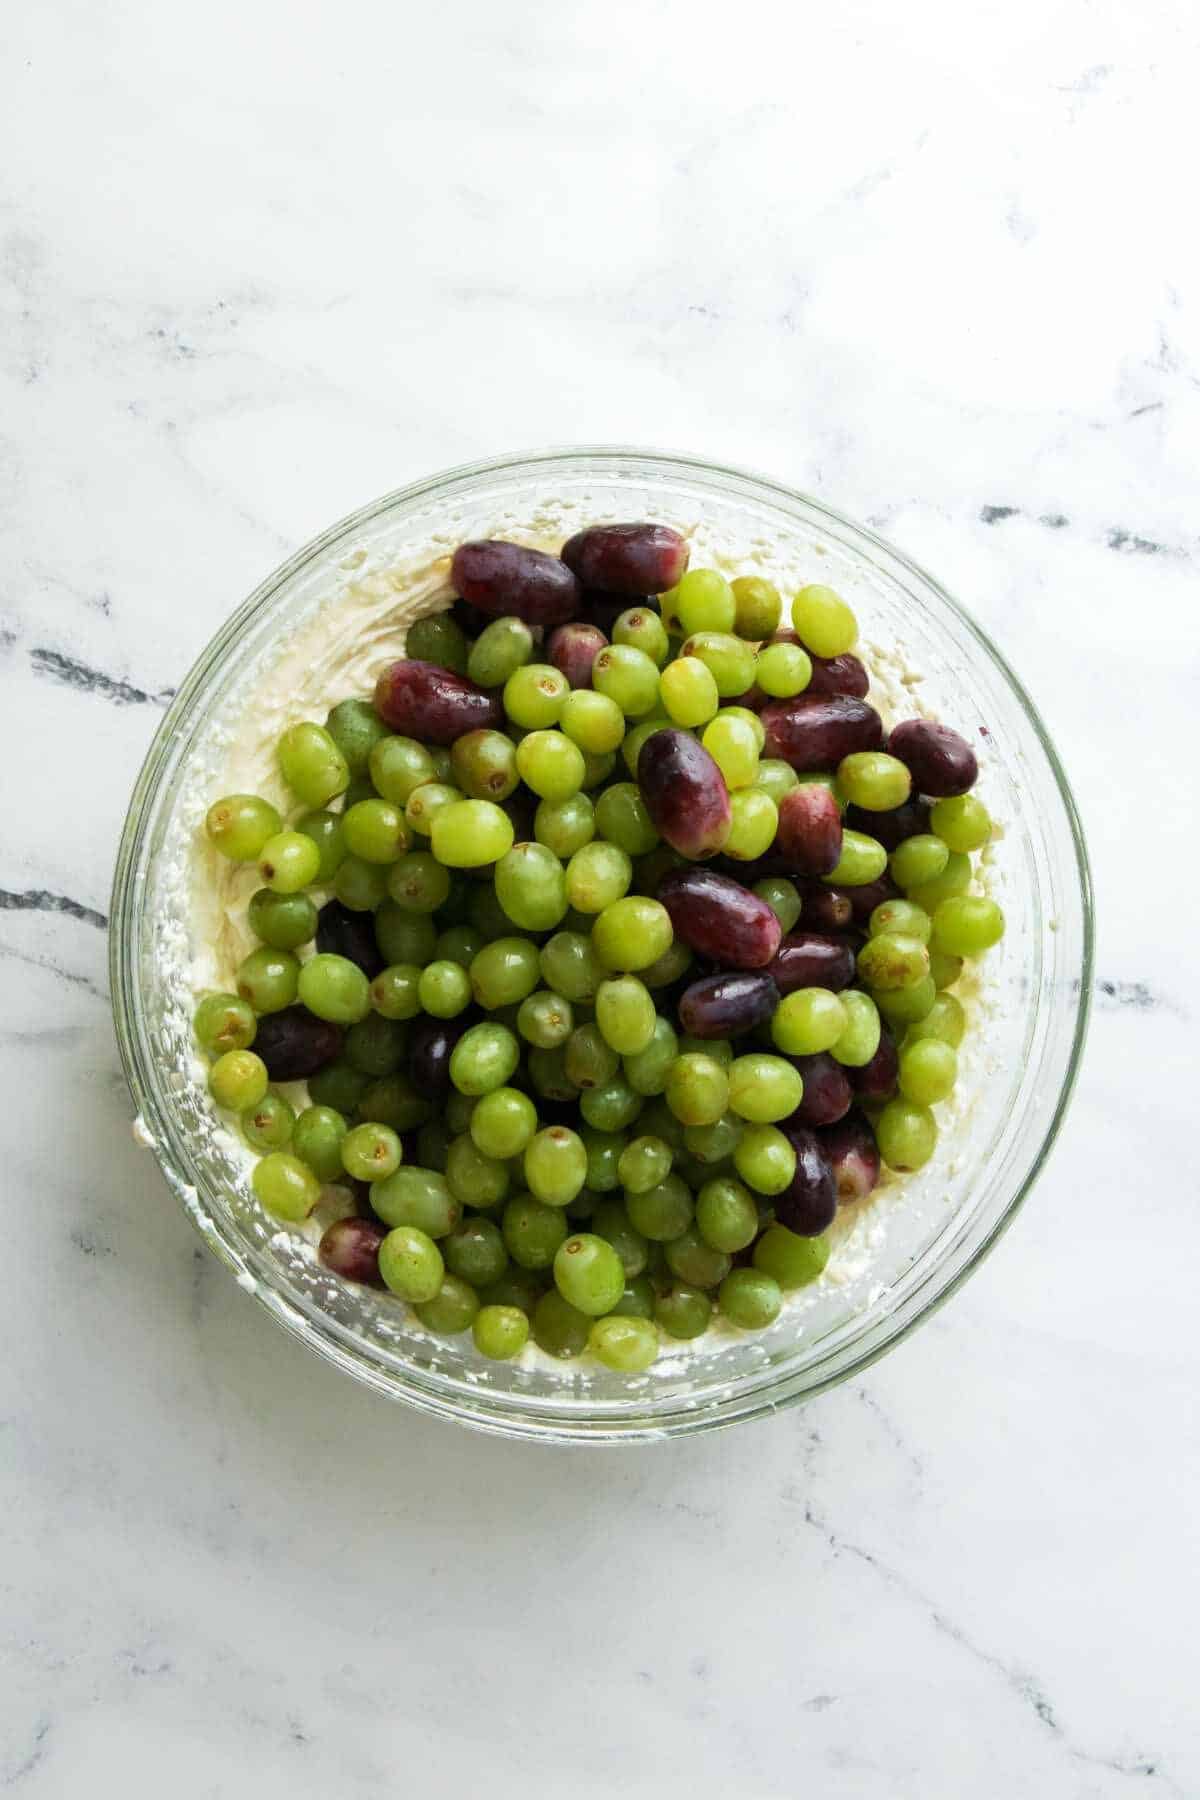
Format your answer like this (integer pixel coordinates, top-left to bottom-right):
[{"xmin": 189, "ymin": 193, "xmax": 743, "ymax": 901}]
[{"xmin": 3, "ymin": 0, "xmax": 1198, "ymax": 1792}]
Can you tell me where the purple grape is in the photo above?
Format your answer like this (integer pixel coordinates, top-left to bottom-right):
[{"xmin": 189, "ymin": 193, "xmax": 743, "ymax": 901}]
[
  {"xmin": 637, "ymin": 728, "xmax": 732, "ymax": 859},
  {"xmin": 547, "ymin": 621, "xmax": 607, "ymax": 689},
  {"xmin": 319, "ymin": 1217, "xmax": 386, "ymax": 1286},
  {"xmin": 678, "ymin": 971, "xmax": 779, "ymax": 1039},
  {"xmin": 450, "ymin": 540, "xmax": 582, "ymax": 628},
  {"xmin": 407, "ymin": 1014, "xmax": 472, "ymax": 1094},
  {"xmin": 766, "ymin": 931, "xmax": 856, "ymax": 994},
  {"xmin": 728, "ymin": 682, "xmax": 769, "ymax": 714},
  {"xmin": 374, "ymin": 659, "xmax": 503, "ymax": 745},
  {"xmin": 657, "ymin": 868, "xmax": 783, "ymax": 971},
  {"xmin": 887, "ymin": 719, "xmax": 978, "ymax": 797},
  {"xmin": 845, "ymin": 874, "xmax": 901, "ymax": 924},
  {"xmin": 450, "ymin": 597, "xmax": 488, "ymax": 639},
  {"xmin": 775, "ymin": 785, "xmax": 843, "ymax": 876},
  {"xmin": 250, "ymin": 1006, "xmax": 344, "ymax": 1081},
  {"xmin": 317, "ymin": 899, "xmax": 385, "ymax": 977},
  {"xmin": 806, "ymin": 652, "xmax": 870, "ymax": 699},
  {"xmin": 795, "ymin": 883, "xmax": 854, "ymax": 932},
  {"xmin": 775, "ymin": 1127, "xmax": 838, "ymax": 1235},
  {"xmin": 760, "ymin": 694, "xmax": 884, "ymax": 771},
  {"xmin": 819, "ymin": 1112, "xmax": 881, "ymax": 1202},
  {"xmin": 845, "ymin": 796, "xmax": 931, "ymax": 850},
  {"xmin": 560, "ymin": 522, "xmax": 689, "ymax": 595},
  {"xmin": 784, "ymin": 1052, "xmax": 853, "ymax": 1126},
  {"xmin": 847, "ymin": 1029, "xmax": 899, "ymax": 1103}
]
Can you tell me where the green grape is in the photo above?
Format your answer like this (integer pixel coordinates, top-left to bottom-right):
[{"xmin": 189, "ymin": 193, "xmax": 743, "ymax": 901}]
[
  {"xmin": 406, "ymin": 611, "xmax": 469, "ymax": 674},
  {"xmin": 470, "ymin": 1086, "xmax": 538, "ymax": 1159},
  {"xmin": 929, "ymin": 950, "xmax": 964, "ymax": 990},
  {"xmin": 592, "ymin": 784, "xmax": 659, "ymax": 857},
  {"xmin": 695, "ymin": 1176, "xmax": 759, "ymax": 1254},
  {"xmin": 904, "ymin": 992, "xmax": 966, "ymax": 1048},
  {"xmin": 591, "ymin": 896, "xmax": 673, "ymax": 972},
  {"xmin": 472, "ymin": 1304, "xmax": 530, "ymax": 1360},
  {"xmin": 874, "ymin": 976, "xmax": 937, "ymax": 1028},
  {"xmin": 724, "ymin": 790, "xmax": 778, "ymax": 861},
  {"xmin": 869, "ymin": 898, "xmax": 932, "ymax": 944},
  {"xmin": 675, "ymin": 568, "xmax": 735, "ymax": 635},
  {"xmin": 825, "ymin": 830, "xmax": 887, "ymax": 887},
  {"xmin": 617, "ymin": 1135, "xmax": 673, "ymax": 1195},
  {"xmin": 434, "ymin": 926, "xmax": 483, "ymax": 969},
  {"xmin": 565, "ymin": 841, "xmax": 633, "ymax": 915},
  {"xmin": 753, "ymin": 877, "xmax": 802, "ymax": 934},
  {"xmin": 753, "ymin": 758, "xmax": 800, "ymax": 805},
  {"xmin": 449, "ymin": 1022, "xmax": 520, "ymax": 1096},
  {"xmin": 494, "ymin": 842, "xmax": 567, "ymax": 931},
  {"xmin": 539, "ymin": 930, "xmax": 602, "ymax": 1003},
  {"xmin": 658, "ymin": 655, "xmax": 719, "ymax": 728},
  {"xmin": 610, "ymin": 1275, "xmax": 656, "ymax": 1320},
  {"xmin": 444, "ymin": 1136, "xmax": 510, "ymax": 1211},
  {"xmin": 620, "ymin": 719, "xmax": 668, "ymax": 777},
  {"xmin": 297, "ymin": 953, "xmax": 370, "ymax": 1024},
  {"xmin": 517, "ymin": 989, "xmax": 574, "ymax": 1049},
  {"xmin": 479, "ymin": 1267, "xmax": 544, "ymax": 1316},
  {"xmin": 414, "ymin": 1272, "xmax": 479, "ymax": 1335},
  {"xmin": 876, "ymin": 1098, "xmax": 938, "ymax": 1171},
  {"xmin": 404, "ymin": 781, "xmax": 463, "ymax": 839},
  {"xmin": 209, "ymin": 1048, "xmax": 268, "ymax": 1111},
  {"xmin": 753, "ymin": 1224, "xmax": 830, "ymax": 1288},
  {"xmin": 325, "ymin": 697, "xmax": 388, "ymax": 777},
  {"xmin": 655, "ymin": 1283, "xmax": 712, "ymax": 1339},
  {"xmin": 931, "ymin": 896, "xmax": 1005, "ymax": 956},
  {"xmin": 732, "ymin": 1124, "xmax": 796, "ymax": 1195},
  {"xmin": 449, "ymin": 728, "xmax": 518, "ymax": 803},
  {"xmin": 342, "ymin": 777, "xmax": 377, "ymax": 811},
  {"xmin": 256, "ymin": 831, "xmax": 321, "ymax": 895},
  {"xmin": 247, "ymin": 888, "xmax": 318, "ymax": 952},
  {"xmin": 829, "ymin": 989, "xmax": 881, "ymax": 1066},
  {"xmin": 535, "ymin": 792, "xmax": 595, "ymax": 859},
  {"xmin": 837, "ymin": 751, "xmax": 911, "ymax": 812},
  {"xmin": 556, "ymin": 691, "xmax": 623, "ymax": 759},
  {"xmin": 613, "ymin": 606, "xmax": 670, "ymax": 667},
  {"xmin": 682, "ymin": 1111, "xmax": 743, "ymax": 1166},
  {"xmin": 252, "ymin": 1151, "xmax": 320, "ymax": 1222},
  {"xmin": 308, "ymin": 1058, "xmax": 370, "ymax": 1114},
  {"xmin": 503, "ymin": 663, "xmax": 569, "ymax": 729},
  {"xmin": 701, "ymin": 712, "xmax": 759, "ymax": 789},
  {"xmin": 639, "ymin": 937, "xmax": 693, "ymax": 989},
  {"xmin": 345, "ymin": 1012, "xmax": 407, "ymax": 1076},
  {"xmin": 291, "ymin": 1105, "xmax": 348, "ymax": 1181},
  {"xmin": 578, "ymin": 1075, "xmax": 643, "ymax": 1133},
  {"xmin": 728, "ymin": 1053, "xmax": 803, "ymax": 1124},
  {"xmin": 595, "ymin": 976, "xmax": 656, "ymax": 1056},
  {"xmin": 592, "ymin": 644, "xmax": 660, "ymax": 718},
  {"xmin": 680, "ymin": 631, "xmax": 756, "ymax": 698},
  {"xmin": 591, "ymin": 1199, "xmax": 650, "ymax": 1277},
  {"xmin": 332, "ymin": 855, "xmax": 388, "ymax": 912},
  {"xmin": 730, "ymin": 574, "xmax": 782, "ymax": 639},
  {"xmin": 664, "ymin": 1226, "xmax": 731, "ymax": 1290},
  {"xmin": 515, "ymin": 730, "xmax": 585, "ymax": 802},
  {"xmin": 589, "ymin": 1315, "xmax": 658, "ymax": 1371},
  {"xmin": 625, "ymin": 1175, "xmax": 694, "ymax": 1242},
  {"xmin": 528, "ymin": 1044, "xmax": 578, "ymax": 1102},
  {"xmin": 378, "ymin": 1225, "xmax": 444, "ymax": 1302},
  {"xmin": 341, "ymin": 1121, "xmax": 402, "ymax": 1182},
  {"xmin": 907, "ymin": 853, "xmax": 973, "ymax": 913},
  {"xmin": 296, "ymin": 809, "xmax": 346, "ymax": 882},
  {"xmin": 417, "ymin": 959, "xmax": 472, "ymax": 1019},
  {"xmin": 193, "ymin": 992, "xmax": 256, "ymax": 1055},
  {"xmin": 637, "ymin": 1098, "xmax": 686, "ymax": 1154},
  {"xmin": 791, "ymin": 583, "xmax": 858, "ymax": 657},
  {"xmin": 444, "ymin": 1091, "xmax": 478, "ymax": 1136},
  {"xmin": 930, "ymin": 794, "xmax": 992, "ymax": 853},
  {"xmin": 235, "ymin": 947, "xmax": 300, "ymax": 1015},
  {"xmin": 678, "ymin": 1035, "xmax": 734, "ymax": 1066},
  {"xmin": 341, "ymin": 799, "xmax": 409, "ymax": 864},
  {"xmin": 387, "ymin": 852, "xmax": 450, "ymax": 913},
  {"xmin": 277, "ymin": 721, "xmax": 350, "ymax": 807},
  {"xmin": 553, "ymin": 1233, "xmax": 626, "ymax": 1315},
  {"xmin": 371, "ymin": 1166, "xmax": 459, "ymax": 1237},
  {"xmin": 369, "ymin": 734, "xmax": 437, "ymax": 805},
  {"xmin": 205, "ymin": 794, "xmax": 283, "ymax": 862},
  {"xmin": 623, "ymin": 1016, "xmax": 679, "ymax": 1095},
  {"xmin": 722, "ymin": 705, "xmax": 766, "ymax": 751},
  {"xmin": 719, "ymin": 1268, "xmax": 783, "ymax": 1329},
  {"xmin": 773, "ymin": 986, "xmax": 849, "ymax": 1051},
  {"xmin": 469, "ymin": 936, "xmax": 541, "ymax": 1010},
  {"xmin": 564, "ymin": 1022, "xmax": 619, "ymax": 1090},
  {"xmin": 468, "ymin": 616, "xmax": 535, "ymax": 688},
  {"xmin": 502, "ymin": 1193, "xmax": 569, "ymax": 1270},
  {"xmin": 755, "ymin": 641, "xmax": 812, "ymax": 698},
  {"xmin": 581, "ymin": 1128, "xmax": 626, "ymax": 1194},
  {"xmin": 444, "ymin": 1215, "xmax": 509, "ymax": 1287},
  {"xmin": 429, "ymin": 799, "xmax": 514, "ymax": 870},
  {"xmin": 374, "ymin": 903, "xmax": 436, "ymax": 967},
  {"xmin": 857, "ymin": 933, "xmax": 931, "ymax": 992},
  {"xmin": 899, "ymin": 1037, "xmax": 958, "ymax": 1104},
  {"xmin": 358, "ymin": 1072, "xmax": 432, "ymax": 1133},
  {"xmin": 524, "ymin": 1127, "xmax": 588, "ymax": 1207},
  {"xmin": 532, "ymin": 1289, "xmax": 591, "ymax": 1358},
  {"xmin": 665, "ymin": 1053, "xmax": 729, "ymax": 1128},
  {"xmin": 580, "ymin": 748, "xmax": 617, "ymax": 789},
  {"xmin": 889, "ymin": 834, "xmax": 950, "ymax": 891}
]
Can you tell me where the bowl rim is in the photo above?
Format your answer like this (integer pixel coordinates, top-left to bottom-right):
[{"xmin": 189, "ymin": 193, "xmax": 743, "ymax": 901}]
[{"xmin": 110, "ymin": 444, "xmax": 1094, "ymax": 1442}]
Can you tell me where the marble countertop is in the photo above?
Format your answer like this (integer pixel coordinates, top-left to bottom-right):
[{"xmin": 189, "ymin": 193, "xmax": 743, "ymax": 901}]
[{"xmin": 4, "ymin": 1, "xmax": 1198, "ymax": 1793}]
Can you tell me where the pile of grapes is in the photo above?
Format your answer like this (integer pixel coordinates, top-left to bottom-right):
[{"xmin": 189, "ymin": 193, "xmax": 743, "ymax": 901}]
[{"xmin": 195, "ymin": 522, "xmax": 1003, "ymax": 1373}]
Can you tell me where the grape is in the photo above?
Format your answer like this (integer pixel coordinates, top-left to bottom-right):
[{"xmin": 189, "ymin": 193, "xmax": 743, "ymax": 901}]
[
  {"xmin": 450, "ymin": 539, "xmax": 581, "ymax": 627},
  {"xmin": 774, "ymin": 1123, "xmax": 837, "ymax": 1233},
  {"xmin": 683, "ymin": 1111, "xmax": 744, "ymax": 1165},
  {"xmin": 253, "ymin": 831, "xmax": 318, "ymax": 895},
  {"xmin": 319, "ymin": 1216, "xmax": 385, "ymax": 1286},
  {"xmin": 429, "ymin": 799, "xmax": 515, "ymax": 869},
  {"xmin": 829, "ymin": 990, "xmax": 881, "ymax": 1067},
  {"xmin": 805, "ymin": 652, "xmax": 870, "ymax": 699},
  {"xmin": 560, "ymin": 523, "xmax": 688, "ymax": 595},
  {"xmin": 467, "ymin": 615, "xmax": 536, "ymax": 689},
  {"xmin": 524, "ymin": 1126, "xmax": 588, "ymax": 1206},
  {"xmin": 728, "ymin": 1053, "xmax": 804, "ymax": 1123},
  {"xmin": 876, "ymin": 1098, "xmax": 937, "ymax": 1171},
  {"xmin": 579, "ymin": 1075, "xmax": 643, "ymax": 1133},
  {"xmin": 553, "ymin": 1232, "xmax": 626, "ymax": 1315},
  {"xmin": 905, "ymin": 992, "xmax": 967, "ymax": 1048},
  {"xmin": 888, "ymin": 718, "xmax": 979, "ymax": 796},
  {"xmin": 755, "ymin": 641, "xmax": 813, "ymax": 698},
  {"xmin": 340, "ymin": 1121, "xmax": 402, "ymax": 1182},
  {"xmin": 415, "ymin": 1122, "xmax": 452, "ymax": 1172},
  {"xmin": 194, "ymin": 992, "xmax": 257, "ymax": 1056},
  {"xmin": 407, "ymin": 612, "xmax": 470, "ymax": 675},
  {"xmin": 589, "ymin": 1315, "xmax": 658, "ymax": 1372},
  {"xmin": 292, "ymin": 1105, "xmax": 349, "ymax": 1181},
  {"xmin": 205, "ymin": 794, "xmax": 283, "ymax": 862},
  {"xmin": 479, "ymin": 1267, "xmax": 544, "ymax": 1316},
  {"xmin": 639, "ymin": 936, "xmax": 693, "ymax": 988},
  {"xmin": 358, "ymin": 1070, "xmax": 433, "ymax": 1132},
  {"xmin": 534, "ymin": 793, "xmax": 595, "ymax": 860},
  {"xmin": 825, "ymin": 828, "xmax": 887, "ymax": 887},
  {"xmin": 444, "ymin": 1137, "xmax": 510, "ymax": 1212},
  {"xmin": 664, "ymin": 1227, "xmax": 731, "ymax": 1291},
  {"xmin": 679, "ymin": 630, "xmax": 757, "ymax": 698},
  {"xmin": 869, "ymin": 898, "xmax": 932, "ymax": 943},
  {"xmin": 930, "ymin": 793, "xmax": 991, "ymax": 852},
  {"xmin": 399, "ymin": 1011, "xmax": 463, "ymax": 1089},
  {"xmin": 415, "ymin": 960, "xmax": 470, "ymax": 1019},
  {"xmin": 592, "ymin": 784, "xmax": 659, "ymax": 858},
  {"xmin": 591, "ymin": 644, "xmax": 660, "ymax": 717},
  {"xmin": 723, "ymin": 704, "xmax": 766, "ymax": 750},
  {"xmin": 339, "ymin": 799, "xmax": 407, "ymax": 865},
  {"xmin": 819, "ymin": 1112, "xmax": 881, "ymax": 1201},
  {"xmin": 766, "ymin": 931, "xmax": 856, "ymax": 995},
  {"xmin": 252, "ymin": 1151, "xmax": 321, "ymax": 1222},
  {"xmin": 371, "ymin": 1165, "xmax": 459, "ymax": 1238},
  {"xmin": 657, "ymin": 868, "xmax": 781, "ymax": 970},
  {"xmin": 889, "ymin": 833, "xmax": 949, "ymax": 891},
  {"xmin": 492, "ymin": 842, "xmax": 567, "ymax": 931},
  {"xmin": 787, "ymin": 1051, "xmax": 853, "ymax": 1126},
  {"xmin": 503, "ymin": 663, "xmax": 569, "ymax": 730},
  {"xmin": 857, "ymin": 933, "xmax": 931, "ymax": 992},
  {"xmin": 753, "ymin": 758, "xmax": 800, "ymax": 805},
  {"xmin": 582, "ymin": 1128, "xmax": 626, "ymax": 1193},
  {"xmin": 846, "ymin": 795, "xmax": 930, "ymax": 851},
  {"xmin": 701, "ymin": 712, "xmax": 760, "ymax": 789},
  {"xmin": 473, "ymin": 1304, "xmax": 530, "ymax": 1360},
  {"xmin": 673, "ymin": 568, "xmax": 735, "ymax": 635},
  {"xmin": 374, "ymin": 659, "xmax": 503, "ymax": 745},
  {"xmin": 546, "ymin": 620, "xmax": 609, "ymax": 696},
  {"xmin": 415, "ymin": 1272, "xmax": 480, "ymax": 1335},
  {"xmin": 613, "ymin": 605, "xmax": 670, "ymax": 666},
  {"xmin": 562, "ymin": 840, "xmax": 630, "ymax": 915},
  {"xmin": 443, "ymin": 1212, "xmax": 508, "ymax": 1284},
  {"xmin": 752, "ymin": 877, "xmax": 802, "ymax": 933},
  {"xmin": 471, "ymin": 1086, "xmax": 538, "ymax": 1159},
  {"xmin": 292, "ymin": 808, "xmax": 344, "ymax": 883},
  {"xmin": 378, "ymin": 1225, "xmax": 445, "ymax": 1302},
  {"xmin": 634, "ymin": 730, "xmax": 732, "ymax": 860},
  {"xmin": 875, "ymin": 976, "xmax": 938, "ymax": 1028},
  {"xmin": 332, "ymin": 856, "xmax": 388, "ymax": 912},
  {"xmin": 514, "ymin": 730, "xmax": 584, "ymax": 802},
  {"xmin": 469, "ymin": 937, "xmax": 541, "ymax": 1010},
  {"xmin": 618, "ymin": 1135, "xmax": 673, "ymax": 1195},
  {"xmin": 251, "ymin": 1005, "xmax": 344, "ymax": 1081},
  {"xmin": 297, "ymin": 953, "xmax": 371, "ymax": 1025},
  {"xmin": 433, "ymin": 926, "xmax": 483, "ymax": 969},
  {"xmin": 564, "ymin": 1022, "xmax": 619, "ymax": 1090},
  {"xmin": 797, "ymin": 884, "xmax": 854, "ymax": 932},
  {"xmin": 775, "ymin": 784, "xmax": 843, "ymax": 876},
  {"xmin": 732, "ymin": 1123, "xmax": 796, "ymax": 1195},
  {"xmin": 591, "ymin": 896, "xmax": 673, "ymax": 972},
  {"xmin": 623, "ymin": 1016, "xmax": 679, "ymax": 1095},
  {"xmin": 277, "ymin": 722, "xmax": 350, "ymax": 807},
  {"xmin": 659, "ymin": 655, "xmax": 720, "ymax": 728},
  {"xmin": 209, "ymin": 1049, "xmax": 268, "ymax": 1111},
  {"xmin": 760, "ymin": 694, "xmax": 883, "ymax": 771},
  {"xmin": 365, "ymin": 735, "xmax": 432, "ymax": 806},
  {"xmin": 695, "ymin": 1177, "xmax": 759, "ymax": 1253},
  {"xmin": 325, "ymin": 697, "xmax": 389, "ymax": 777},
  {"xmin": 665, "ymin": 1053, "xmax": 729, "ymax": 1127},
  {"xmin": 539, "ymin": 929, "xmax": 601, "ymax": 1003},
  {"xmin": 236, "ymin": 947, "xmax": 300, "ymax": 1014},
  {"xmin": 753, "ymin": 1224, "xmax": 830, "ymax": 1289},
  {"xmin": 308, "ymin": 1059, "xmax": 370, "ymax": 1114},
  {"xmin": 560, "ymin": 691, "xmax": 625, "ymax": 759},
  {"xmin": 532, "ymin": 1289, "xmax": 592, "ymax": 1358},
  {"xmin": 580, "ymin": 748, "xmax": 617, "ymax": 790},
  {"xmin": 449, "ymin": 729, "xmax": 518, "ymax": 801},
  {"xmin": 931, "ymin": 896, "xmax": 1005, "ymax": 956},
  {"xmin": 677, "ymin": 971, "xmax": 779, "ymax": 1040},
  {"xmin": 845, "ymin": 873, "xmax": 902, "ymax": 924},
  {"xmin": 592, "ymin": 1199, "xmax": 650, "ymax": 1277},
  {"xmin": 791, "ymin": 584, "xmax": 858, "ymax": 657},
  {"xmin": 247, "ymin": 889, "xmax": 318, "ymax": 953},
  {"xmin": 730, "ymin": 574, "xmax": 782, "ymax": 638},
  {"xmin": 838, "ymin": 751, "xmax": 912, "ymax": 813},
  {"xmin": 501, "ymin": 1192, "xmax": 571, "ymax": 1271},
  {"xmin": 772, "ymin": 987, "xmax": 847, "ymax": 1056},
  {"xmin": 449, "ymin": 1021, "xmax": 520, "ymax": 1095},
  {"xmin": 719, "ymin": 1268, "xmax": 783, "ymax": 1329},
  {"xmin": 373, "ymin": 902, "xmax": 436, "ymax": 968},
  {"xmin": 906, "ymin": 853, "xmax": 972, "ymax": 913},
  {"xmin": 847, "ymin": 1029, "xmax": 899, "ymax": 1103},
  {"xmin": 656, "ymin": 1284, "xmax": 712, "ymax": 1339},
  {"xmin": 899, "ymin": 1037, "xmax": 958, "ymax": 1104}
]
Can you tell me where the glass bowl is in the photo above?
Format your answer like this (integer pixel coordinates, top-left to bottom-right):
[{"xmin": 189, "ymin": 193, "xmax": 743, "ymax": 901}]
[{"xmin": 110, "ymin": 448, "xmax": 1092, "ymax": 1443}]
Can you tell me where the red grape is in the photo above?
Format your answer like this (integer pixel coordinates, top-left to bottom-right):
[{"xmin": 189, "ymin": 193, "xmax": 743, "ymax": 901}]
[
  {"xmin": 774, "ymin": 1127, "xmax": 837, "ymax": 1234},
  {"xmin": 887, "ymin": 719, "xmax": 978, "ymax": 797},
  {"xmin": 251, "ymin": 1006, "xmax": 344, "ymax": 1081},
  {"xmin": 783, "ymin": 1052, "xmax": 853, "ymax": 1126},
  {"xmin": 805, "ymin": 652, "xmax": 870, "ymax": 699},
  {"xmin": 775, "ymin": 785, "xmax": 844, "ymax": 876},
  {"xmin": 319, "ymin": 1217, "xmax": 386, "ymax": 1286},
  {"xmin": 760, "ymin": 694, "xmax": 883, "ymax": 771},
  {"xmin": 657, "ymin": 868, "xmax": 783, "ymax": 970},
  {"xmin": 561, "ymin": 523, "xmax": 689, "ymax": 595},
  {"xmin": 548, "ymin": 622, "xmax": 607, "ymax": 689},
  {"xmin": 845, "ymin": 796, "xmax": 931, "ymax": 850},
  {"xmin": 374, "ymin": 659, "xmax": 503, "ymax": 745},
  {"xmin": 637, "ymin": 728, "xmax": 732, "ymax": 859},
  {"xmin": 678, "ymin": 971, "xmax": 779, "ymax": 1038},
  {"xmin": 819, "ymin": 1112, "xmax": 881, "ymax": 1201},
  {"xmin": 451, "ymin": 540, "xmax": 581, "ymax": 628},
  {"xmin": 766, "ymin": 931, "xmax": 856, "ymax": 994}
]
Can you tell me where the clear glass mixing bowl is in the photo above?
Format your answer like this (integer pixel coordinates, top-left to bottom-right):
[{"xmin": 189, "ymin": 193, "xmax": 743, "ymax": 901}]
[{"xmin": 110, "ymin": 448, "xmax": 1093, "ymax": 1443}]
